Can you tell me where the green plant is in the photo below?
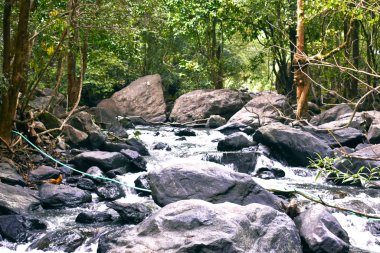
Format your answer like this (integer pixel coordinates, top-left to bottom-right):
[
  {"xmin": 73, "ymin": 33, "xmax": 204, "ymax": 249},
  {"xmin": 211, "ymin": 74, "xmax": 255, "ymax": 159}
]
[{"xmin": 308, "ymin": 154, "xmax": 380, "ymax": 186}]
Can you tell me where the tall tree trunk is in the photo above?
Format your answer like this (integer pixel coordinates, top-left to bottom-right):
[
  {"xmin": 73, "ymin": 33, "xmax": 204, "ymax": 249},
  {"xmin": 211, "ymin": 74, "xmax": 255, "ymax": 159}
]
[
  {"xmin": 210, "ymin": 14, "xmax": 223, "ymax": 89},
  {"xmin": 293, "ymin": 0, "xmax": 310, "ymax": 119},
  {"xmin": 67, "ymin": 0, "xmax": 79, "ymax": 108},
  {"xmin": 348, "ymin": 19, "xmax": 359, "ymax": 98},
  {"xmin": 2, "ymin": 0, "xmax": 12, "ymax": 79},
  {"xmin": 0, "ymin": 0, "xmax": 31, "ymax": 143}
]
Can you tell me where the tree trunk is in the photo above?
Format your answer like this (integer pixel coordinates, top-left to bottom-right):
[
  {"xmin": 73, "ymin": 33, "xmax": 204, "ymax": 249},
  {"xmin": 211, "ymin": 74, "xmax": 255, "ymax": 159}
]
[
  {"xmin": 0, "ymin": 0, "xmax": 31, "ymax": 143},
  {"xmin": 348, "ymin": 19, "xmax": 359, "ymax": 98},
  {"xmin": 67, "ymin": 0, "xmax": 79, "ymax": 108},
  {"xmin": 293, "ymin": 0, "xmax": 310, "ymax": 119}
]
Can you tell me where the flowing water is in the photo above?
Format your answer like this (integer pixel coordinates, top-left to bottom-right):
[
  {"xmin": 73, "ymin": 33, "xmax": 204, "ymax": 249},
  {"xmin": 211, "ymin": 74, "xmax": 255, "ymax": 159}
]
[{"xmin": 1, "ymin": 127, "xmax": 379, "ymax": 252}]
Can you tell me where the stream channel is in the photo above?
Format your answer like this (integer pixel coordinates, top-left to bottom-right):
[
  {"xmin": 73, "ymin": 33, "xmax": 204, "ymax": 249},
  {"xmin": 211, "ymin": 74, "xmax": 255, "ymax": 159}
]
[{"xmin": 1, "ymin": 126, "xmax": 380, "ymax": 252}]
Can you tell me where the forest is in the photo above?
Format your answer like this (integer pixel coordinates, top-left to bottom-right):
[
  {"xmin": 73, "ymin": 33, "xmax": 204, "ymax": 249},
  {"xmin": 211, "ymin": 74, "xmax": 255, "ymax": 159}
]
[
  {"xmin": 0, "ymin": 1, "xmax": 380, "ymax": 252},
  {"xmin": 0, "ymin": 0, "xmax": 379, "ymax": 144}
]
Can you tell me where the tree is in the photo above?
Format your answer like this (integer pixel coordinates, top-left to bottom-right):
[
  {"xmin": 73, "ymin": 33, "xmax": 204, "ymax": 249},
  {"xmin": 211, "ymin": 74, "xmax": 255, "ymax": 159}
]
[{"xmin": 0, "ymin": 0, "xmax": 32, "ymax": 144}]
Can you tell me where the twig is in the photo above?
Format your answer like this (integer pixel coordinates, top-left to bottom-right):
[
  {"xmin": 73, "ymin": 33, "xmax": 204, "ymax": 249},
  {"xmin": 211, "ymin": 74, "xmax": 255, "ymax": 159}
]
[
  {"xmin": 0, "ymin": 137, "xmax": 14, "ymax": 153},
  {"xmin": 267, "ymin": 188, "xmax": 380, "ymax": 220}
]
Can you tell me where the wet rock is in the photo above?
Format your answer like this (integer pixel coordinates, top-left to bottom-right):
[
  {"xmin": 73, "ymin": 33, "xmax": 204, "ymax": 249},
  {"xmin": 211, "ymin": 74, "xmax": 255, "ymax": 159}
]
[
  {"xmin": 170, "ymin": 89, "xmax": 250, "ymax": 123},
  {"xmin": 38, "ymin": 111, "xmax": 62, "ymax": 130},
  {"xmin": 0, "ymin": 215, "xmax": 28, "ymax": 242},
  {"xmin": 0, "ymin": 183, "xmax": 40, "ymax": 214},
  {"xmin": 76, "ymin": 178, "xmax": 97, "ymax": 191},
  {"xmin": 103, "ymin": 139, "xmax": 149, "ymax": 156},
  {"xmin": 368, "ymin": 124, "xmax": 380, "ymax": 144},
  {"xmin": 367, "ymin": 221, "xmax": 380, "ymax": 236},
  {"xmin": 339, "ymin": 200, "xmax": 376, "ymax": 214},
  {"xmin": 134, "ymin": 173, "xmax": 151, "ymax": 196},
  {"xmin": 153, "ymin": 142, "xmax": 171, "ymax": 151},
  {"xmin": 85, "ymin": 166, "xmax": 105, "ymax": 184},
  {"xmin": 217, "ymin": 132, "xmax": 255, "ymax": 151},
  {"xmin": 310, "ymin": 104, "xmax": 353, "ymax": 126},
  {"xmin": 105, "ymin": 167, "xmax": 128, "ymax": 178},
  {"xmin": 308, "ymin": 101, "xmax": 321, "ymax": 115},
  {"xmin": 100, "ymin": 199, "xmax": 302, "ymax": 253},
  {"xmin": 100, "ymin": 74, "xmax": 166, "ymax": 122},
  {"xmin": 294, "ymin": 204, "xmax": 350, "ymax": 253},
  {"xmin": 75, "ymin": 211, "xmax": 113, "ymax": 224},
  {"xmin": 253, "ymin": 123, "xmax": 333, "ymax": 166},
  {"xmin": 205, "ymin": 150, "xmax": 258, "ymax": 174},
  {"xmin": 206, "ymin": 115, "xmax": 227, "ymax": 128},
  {"xmin": 175, "ymin": 136, "xmax": 186, "ymax": 141},
  {"xmin": 304, "ymin": 126, "xmax": 366, "ymax": 148},
  {"xmin": 107, "ymin": 201, "xmax": 155, "ymax": 224},
  {"xmin": 39, "ymin": 184, "xmax": 92, "ymax": 209},
  {"xmin": 120, "ymin": 149, "xmax": 147, "ymax": 172},
  {"xmin": 334, "ymin": 144, "xmax": 380, "ymax": 177},
  {"xmin": 216, "ymin": 122, "xmax": 255, "ymax": 135},
  {"xmin": 95, "ymin": 182, "xmax": 125, "ymax": 201},
  {"xmin": 227, "ymin": 92, "xmax": 292, "ymax": 130},
  {"xmin": 29, "ymin": 165, "xmax": 61, "ymax": 183},
  {"xmin": 149, "ymin": 159, "xmax": 282, "ymax": 210},
  {"xmin": 69, "ymin": 111, "xmax": 101, "ymax": 133},
  {"xmin": 89, "ymin": 107, "xmax": 129, "ymax": 138},
  {"xmin": 63, "ymin": 125, "xmax": 88, "ymax": 147},
  {"xmin": 254, "ymin": 167, "xmax": 285, "ymax": 179},
  {"xmin": 174, "ymin": 128, "xmax": 196, "ymax": 136},
  {"xmin": 70, "ymin": 151, "xmax": 129, "ymax": 172},
  {"xmin": 87, "ymin": 130, "xmax": 107, "ymax": 149},
  {"xmin": 29, "ymin": 88, "xmax": 66, "ymax": 117},
  {"xmin": 0, "ymin": 163, "xmax": 26, "ymax": 186},
  {"xmin": 28, "ymin": 229, "xmax": 86, "ymax": 252}
]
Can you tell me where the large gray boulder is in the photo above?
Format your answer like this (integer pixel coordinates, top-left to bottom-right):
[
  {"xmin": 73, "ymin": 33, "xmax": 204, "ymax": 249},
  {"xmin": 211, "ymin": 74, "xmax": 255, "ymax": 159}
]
[
  {"xmin": 70, "ymin": 151, "xmax": 129, "ymax": 172},
  {"xmin": 98, "ymin": 74, "xmax": 166, "ymax": 122},
  {"xmin": 0, "ymin": 183, "xmax": 39, "ymax": 214},
  {"xmin": 253, "ymin": 123, "xmax": 333, "ymax": 166},
  {"xmin": 310, "ymin": 104, "xmax": 353, "ymax": 126},
  {"xmin": 38, "ymin": 184, "xmax": 92, "ymax": 209},
  {"xmin": 227, "ymin": 92, "xmax": 292, "ymax": 130},
  {"xmin": 98, "ymin": 199, "xmax": 302, "ymax": 253},
  {"xmin": 0, "ymin": 163, "xmax": 26, "ymax": 186},
  {"xmin": 170, "ymin": 89, "xmax": 250, "ymax": 123},
  {"xmin": 148, "ymin": 160, "xmax": 282, "ymax": 210},
  {"xmin": 368, "ymin": 124, "xmax": 380, "ymax": 144},
  {"xmin": 295, "ymin": 204, "xmax": 350, "ymax": 253}
]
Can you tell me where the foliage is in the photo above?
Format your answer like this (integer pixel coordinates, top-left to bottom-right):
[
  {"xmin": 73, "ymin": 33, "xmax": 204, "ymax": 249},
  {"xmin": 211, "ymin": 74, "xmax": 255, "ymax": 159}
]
[{"xmin": 309, "ymin": 154, "xmax": 380, "ymax": 186}]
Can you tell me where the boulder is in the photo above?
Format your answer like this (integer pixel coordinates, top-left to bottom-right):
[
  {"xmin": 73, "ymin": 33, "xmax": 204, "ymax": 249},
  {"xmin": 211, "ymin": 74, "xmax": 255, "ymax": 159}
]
[
  {"xmin": 170, "ymin": 89, "xmax": 250, "ymax": 123},
  {"xmin": 0, "ymin": 215, "xmax": 28, "ymax": 242},
  {"xmin": 174, "ymin": 128, "xmax": 196, "ymax": 137},
  {"xmin": 29, "ymin": 88, "xmax": 66, "ymax": 117},
  {"xmin": 29, "ymin": 165, "xmax": 61, "ymax": 183},
  {"xmin": 75, "ymin": 211, "xmax": 113, "ymax": 224},
  {"xmin": 134, "ymin": 174, "xmax": 151, "ymax": 196},
  {"xmin": 70, "ymin": 151, "xmax": 129, "ymax": 172},
  {"xmin": 0, "ymin": 183, "xmax": 40, "ymax": 214},
  {"xmin": 148, "ymin": 159, "xmax": 281, "ymax": 210},
  {"xmin": 95, "ymin": 182, "xmax": 125, "ymax": 201},
  {"xmin": 38, "ymin": 111, "xmax": 62, "ymax": 130},
  {"xmin": 294, "ymin": 204, "xmax": 350, "ymax": 253},
  {"xmin": 217, "ymin": 132, "xmax": 255, "ymax": 151},
  {"xmin": 334, "ymin": 144, "xmax": 380, "ymax": 177},
  {"xmin": 120, "ymin": 149, "xmax": 147, "ymax": 172},
  {"xmin": 0, "ymin": 163, "xmax": 26, "ymax": 186},
  {"xmin": 63, "ymin": 125, "xmax": 88, "ymax": 147},
  {"xmin": 38, "ymin": 184, "xmax": 92, "ymax": 209},
  {"xmin": 205, "ymin": 150, "xmax": 259, "ymax": 174},
  {"xmin": 253, "ymin": 123, "xmax": 333, "ymax": 166},
  {"xmin": 85, "ymin": 166, "xmax": 105, "ymax": 184},
  {"xmin": 28, "ymin": 229, "xmax": 86, "ymax": 252},
  {"xmin": 227, "ymin": 92, "xmax": 292, "ymax": 130},
  {"xmin": 69, "ymin": 111, "xmax": 101, "ymax": 133},
  {"xmin": 317, "ymin": 110, "xmax": 380, "ymax": 130},
  {"xmin": 310, "ymin": 104, "xmax": 353, "ymax": 126},
  {"xmin": 152, "ymin": 142, "xmax": 171, "ymax": 151},
  {"xmin": 107, "ymin": 201, "xmax": 156, "ymax": 224},
  {"xmin": 99, "ymin": 199, "xmax": 302, "ymax": 253},
  {"xmin": 216, "ymin": 122, "xmax": 255, "ymax": 135},
  {"xmin": 303, "ymin": 126, "xmax": 366, "ymax": 148},
  {"xmin": 368, "ymin": 124, "xmax": 380, "ymax": 144},
  {"xmin": 103, "ymin": 139, "xmax": 149, "ymax": 156},
  {"xmin": 99, "ymin": 74, "xmax": 166, "ymax": 122},
  {"xmin": 89, "ymin": 107, "xmax": 128, "ymax": 137},
  {"xmin": 76, "ymin": 178, "xmax": 97, "ymax": 191},
  {"xmin": 206, "ymin": 115, "xmax": 227, "ymax": 128}
]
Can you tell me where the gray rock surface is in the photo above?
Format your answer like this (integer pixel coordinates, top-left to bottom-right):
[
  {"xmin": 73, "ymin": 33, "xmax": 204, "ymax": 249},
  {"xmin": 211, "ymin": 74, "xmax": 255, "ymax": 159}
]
[
  {"xmin": 0, "ymin": 163, "xmax": 26, "ymax": 186},
  {"xmin": 70, "ymin": 151, "xmax": 129, "ymax": 172},
  {"xmin": 295, "ymin": 204, "xmax": 350, "ymax": 253},
  {"xmin": 310, "ymin": 104, "xmax": 353, "ymax": 126},
  {"xmin": 148, "ymin": 159, "xmax": 282, "ymax": 210},
  {"xmin": 170, "ymin": 89, "xmax": 250, "ymax": 123},
  {"xmin": 0, "ymin": 183, "xmax": 39, "ymax": 214},
  {"xmin": 217, "ymin": 132, "xmax": 255, "ymax": 151},
  {"xmin": 99, "ymin": 199, "xmax": 302, "ymax": 253}
]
